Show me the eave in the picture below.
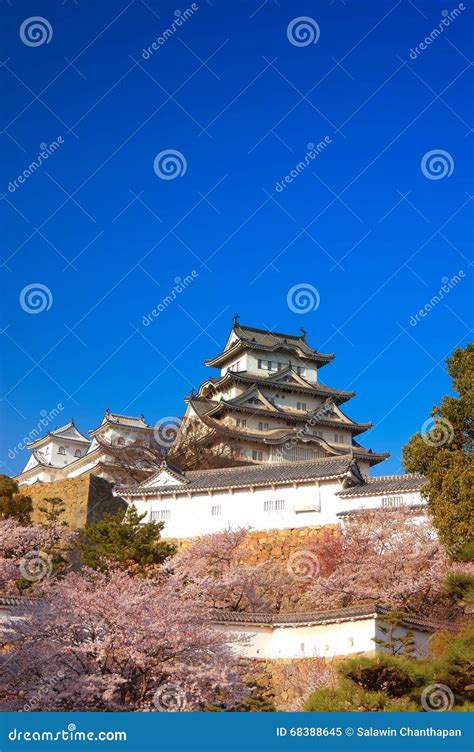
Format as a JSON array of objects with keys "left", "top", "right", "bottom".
[{"left": 205, "top": 340, "right": 334, "bottom": 369}]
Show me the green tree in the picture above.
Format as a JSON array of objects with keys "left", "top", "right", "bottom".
[
  {"left": 38, "top": 496, "right": 67, "bottom": 524},
  {"left": 77, "top": 506, "right": 175, "bottom": 574},
  {"left": 373, "top": 612, "right": 417, "bottom": 656},
  {"left": 0, "top": 474, "right": 33, "bottom": 525},
  {"left": 403, "top": 344, "right": 474, "bottom": 559}
]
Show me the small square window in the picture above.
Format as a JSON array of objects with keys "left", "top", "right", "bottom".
[{"left": 211, "top": 505, "right": 221, "bottom": 516}]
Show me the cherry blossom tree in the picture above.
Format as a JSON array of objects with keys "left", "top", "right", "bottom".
[
  {"left": 168, "top": 528, "right": 299, "bottom": 613},
  {"left": 307, "top": 508, "right": 467, "bottom": 620},
  {"left": 0, "top": 567, "right": 245, "bottom": 712},
  {"left": 0, "top": 519, "right": 72, "bottom": 595}
]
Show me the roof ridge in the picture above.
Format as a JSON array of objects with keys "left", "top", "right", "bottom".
[
  {"left": 235, "top": 324, "right": 305, "bottom": 340},
  {"left": 184, "top": 455, "right": 351, "bottom": 477},
  {"left": 366, "top": 473, "right": 423, "bottom": 482}
]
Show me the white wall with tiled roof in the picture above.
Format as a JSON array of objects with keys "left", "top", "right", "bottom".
[{"left": 215, "top": 616, "right": 431, "bottom": 660}]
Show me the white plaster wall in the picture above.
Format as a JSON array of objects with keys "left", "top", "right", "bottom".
[
  {"left": 215, "top": 618, "right": 431, "bottom": 660},
  {"left": 128, "top": 480, "right": 342, "bottom": 538},
  {"left": 338, "top": 490, "right": 426, "bottom": 516},
  {"left": 127, "top": 480, "right": 426, "bottom": 539},
  {"left": 227, "top": 351, "right": 318, "bottom": 383}
]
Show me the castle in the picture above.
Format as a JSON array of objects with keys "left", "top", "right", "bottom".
[
  {"left": 16, "top": 319, "right": 426, "bottom": 537},
  {"left": 11, "top": 320, "right": 430, "bottom": 662}
]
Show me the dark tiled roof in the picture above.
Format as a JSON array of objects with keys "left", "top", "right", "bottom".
[
  {"left": 182, "top": 409, "right": 388, "bottom": 466},
  {"left": 200, "top": 371, "right": 355, "bottom": 403},
  {"left": 212, "top": 604, "right": 436, "bottom": 632},
  {"left": 205, "top": 324, "right": 334, "bottom": 367},
  {"left": 337, "top": 474, "right": 426, "bottom": 498},
  {"left": 234, "top": 324, "right": 332, "bottom": 360},
  {"left": 118, "top": 457, "right": 356, "bottom": 496},
  {"left": 188, "top": 397, "right": 371, "bottom": 434}
]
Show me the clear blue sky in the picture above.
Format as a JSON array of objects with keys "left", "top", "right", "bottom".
[{"left": 1, "top": 0, "right": 473, "bottom": 476}]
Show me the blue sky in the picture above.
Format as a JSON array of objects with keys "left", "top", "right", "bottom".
[{"left": 1, "top": 0, "right": 473, "bottom": 477}]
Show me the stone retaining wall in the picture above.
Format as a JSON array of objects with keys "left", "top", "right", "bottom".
[{"left": 26, "top": 475, "right": 124, "bottom": 528}]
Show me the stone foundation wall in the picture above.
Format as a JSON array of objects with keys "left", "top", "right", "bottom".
[
  {"left": 26, "top": 475, "right": 124, "bottom": 528},
  {"left": 166, "top": 525, "right": 338, "bottom": 564},
  {"left": 246, "top": 657, "right": 337, "bottom": 710}
]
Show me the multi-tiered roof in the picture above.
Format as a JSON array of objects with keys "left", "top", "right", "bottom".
[{"left": 177, "top": 319, "right": 388, "bottom": 470}]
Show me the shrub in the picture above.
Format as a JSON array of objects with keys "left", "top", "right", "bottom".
[{"left": 305, "top": 679, "right": 419, "bottom": 712}]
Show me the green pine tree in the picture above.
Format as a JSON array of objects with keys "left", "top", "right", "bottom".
[{"left": 77, "top": 505, "right": 175, "bottom": 574}]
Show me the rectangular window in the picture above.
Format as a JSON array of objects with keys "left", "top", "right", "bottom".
[
  {"left": 258, "top": 422, "right": 269, "bottom": 431},
  {"left": 263, "top": 500, "right": 273, "bottom": 511},
  {"left": 211, "top": 505, "right": 221, "bottom": 516},
  {"left": 297, "top": 402, "right": 307, "bottom": 411},
  {"left": 275, "top": 499, "right": 285, "bottom": 511},
  {"left": 236, "top": 418, "right": 247, "bottom": 428},
  {"left": 252, "top": 450, "right": 263, "bottom": 461},
  {"left": 381, "top": 496, "right": 404, "bottom": 508},
  {"left": 151, "top": 510, "right": 170, "bottom": 522},
  {"left": 296, "top": 366, "right": 305, "bottom": 376},
  {"left": 277, "top": 362, "right": 283, "bottom": 371},
  {"left": 257, "top": 359, "right": 263, "bottom": 369}
]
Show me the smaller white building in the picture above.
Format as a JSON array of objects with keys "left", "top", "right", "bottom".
[
  {"left": 117, "top": 458, "right": 427, "bottom": 538},
  {"left": 214, "top": 605, "right": 434, "bottom": 660},
  {"left": 16, "top": 411, "right": 153, "bottom": 486}
]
